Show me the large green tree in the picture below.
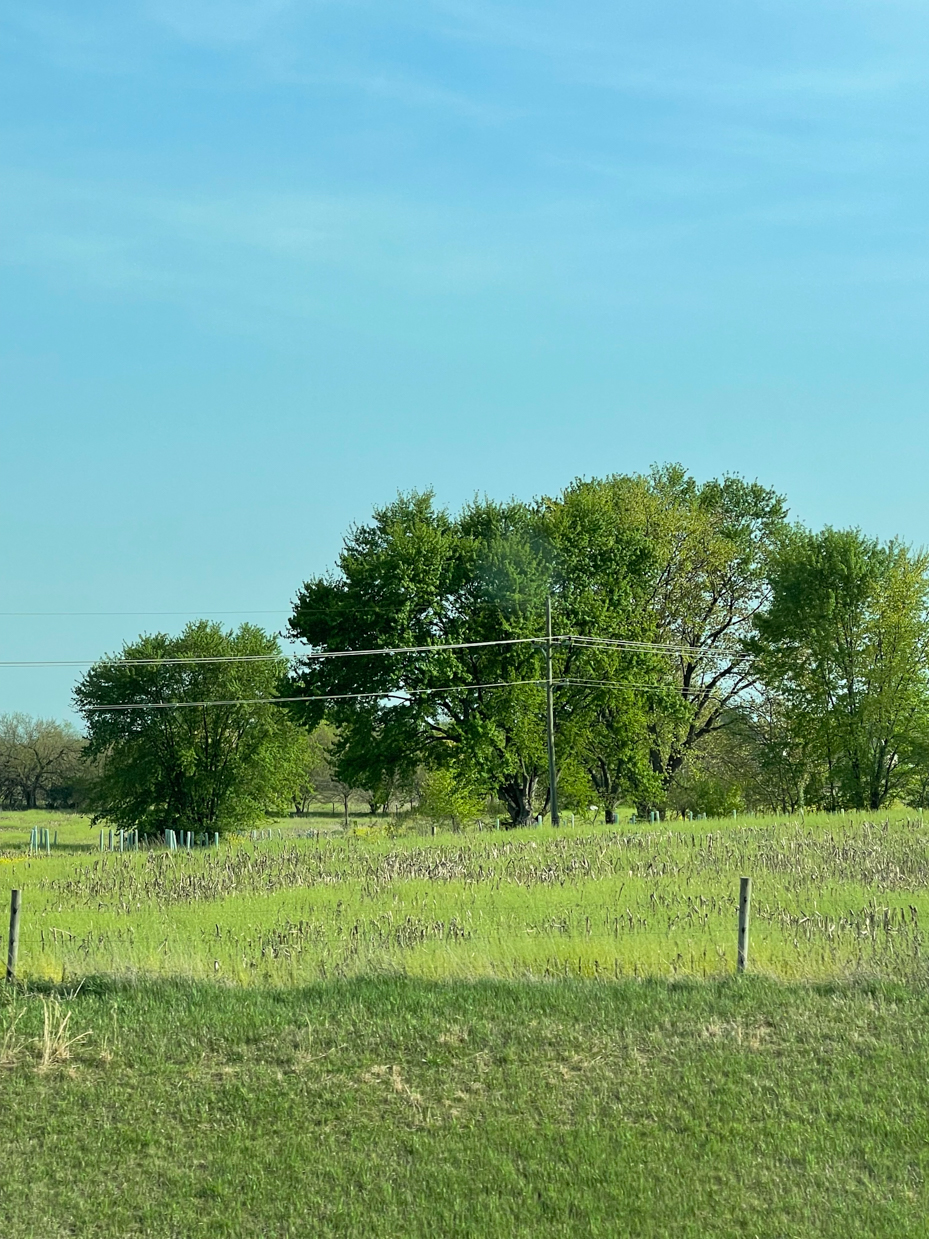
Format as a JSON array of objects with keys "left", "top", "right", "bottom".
[
  {"left": 548, "top": 467, "right": 787, "bottom": 813},
  {"left": 287, "top": 493, "right": 558, "bottom": 825},
  {"left": 74, "top": 621, "right": 306, "bottom": 834},
  {"left": 750, "top": 528, "right": 929, "bottom": 810},
  {"left": 286, "top": 469, "right": 786, "bottom": 824},
  {"left": 542, "top": 476, "right": 670, "bottom": 820}
]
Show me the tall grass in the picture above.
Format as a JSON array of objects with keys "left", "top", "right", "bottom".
[
  {"left": 3, "top": 809, "right": 929, "bottom": 985},
  {"left": 3, "top": 811, "right": 929, "bottom": 1236}
]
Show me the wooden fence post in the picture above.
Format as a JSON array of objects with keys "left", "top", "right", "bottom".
[
  {"left": 737, "top": 876, "right": 751, "bottom": 973},
  {"left": 7, "top": 889, "right": 22, "bottom": 983}
]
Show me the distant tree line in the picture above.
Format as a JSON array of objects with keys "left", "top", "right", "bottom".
[
  {"left": 0, "top": 714, "right": 86, "bottom": 810},
  {"left": 32, "top": 463, "right": 929, "bottom": 833}
]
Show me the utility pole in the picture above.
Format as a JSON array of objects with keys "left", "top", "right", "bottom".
[{"left": 545, "top": 595, "right": 560, "bottom": 826}]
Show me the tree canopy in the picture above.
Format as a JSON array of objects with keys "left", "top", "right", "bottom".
[
  {"left": 285, "top": 466, "right": 788, "bottom": 823},
  {"left": 74, "top": 621, "right": 306, "bottom": 834},
  {"left": 0, "top": 714, "right": 85, "bottom": 810},
  {"left": 53, "top": 463, "right": 929, "bottom": 828},
  {"left": 550, "top": 466, "right": 787, "bottom": 815},
  {"left": 286, "top": 493, "right": 557, "bottom": 825},
  {"left": 750, "top": 528, "right": 929, "bottom": 810}
]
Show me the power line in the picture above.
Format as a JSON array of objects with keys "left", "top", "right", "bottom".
[
  {"left": 0, "top": 636, "right": 550, "bottom": 668},
  {"left": 558, "top": 678, "right": 727, "bottom": 701},
  {"left": 84, "top": 678, "right": 549, "bottom": 711},
  {"left": 566, "top": 635, "right": 754, "bottom": 660},
  {"left": 86, "top": 675, "right": 731, "bottom": 712},
  {"left": 0, "top": 634, "right": 756, "bottom": 669},
  {"left": 0, "top": 656, "right": 291, "bottom": 668}
]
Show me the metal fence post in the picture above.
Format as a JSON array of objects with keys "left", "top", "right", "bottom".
[
  {"left": 7, "top": 889, "right": 22, "bottom": 983},
  {"left": 737, "top": 876, "right": 752, "bottom": 973}
]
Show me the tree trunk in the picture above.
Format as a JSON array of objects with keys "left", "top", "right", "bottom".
[
  {"left": 588, "top": 761, "right": 620, "bottom": 826},
  {"left": 499, "top": 775, "right": 538, "bottom": 827}
]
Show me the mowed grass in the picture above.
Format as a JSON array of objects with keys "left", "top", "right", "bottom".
[
  {"left": 2, "top": 809, "right": 929, "bottom": 984},
  {"left": 2, "top": 975, "right": 929, "bottom": 1238}
]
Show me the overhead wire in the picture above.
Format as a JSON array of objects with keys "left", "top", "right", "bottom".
[
  {"left": 559, "top": 677, "right": 730, "bottom": 696},
  {"left": 84, "top": 678, "right": 550, "bottom": 711},
  {"left": 0, "top": 636, "right": 543, "bottom": 668},
  {"left": 564, "top": 635, "right": 754, "bottom": 660},
  {"left": 0, "top": 634, "right": 755, "bottom": 669},
  {"left": 1, "top": 656, "right": 291, "bottom": 668},
  {"left": 3, "top": 629, "right": 751, "bottom": 713},
  {"left": 86, "top": 675, "right": 734, "bottom": 712}
]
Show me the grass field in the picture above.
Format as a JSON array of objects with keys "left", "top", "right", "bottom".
[
  {"left": 2, "top": 809, "right": 929, "bottom": 1236},
  {"left": 3, "top": 976, "right": 929, "bottom": 1237},
  {"left": 1, "top": 808, "right": 927, "bottom": 985}
]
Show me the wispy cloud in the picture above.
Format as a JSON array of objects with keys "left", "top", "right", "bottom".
[
  {"left": 426, "top": 0, "right": 929, "bottom": 103},
  {"left": 0, "top": 3, "right": 140, "bottom": 75},
  {"left": 4, "top": 154, "right": 922, "bottom": 360},
  {"left": 274, "top": 64, "right": 521, "bottom": 124},
  {"left": 0, "top": 170, "right": 521, "bottom": 345},
  {"left": 0, "top": 1, "right": 514, "bottom": 124},
  {"left": 143, "top": 0, "right": 298, "bottom": 47},
  {"left": 5, "top": 0, "right": 924, "bottom": 129},
  {"left": 3, "top": 0, "right": 929, "bottom": 349}
]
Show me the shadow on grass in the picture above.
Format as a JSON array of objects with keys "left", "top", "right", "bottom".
[{"left": 8, "top": 967, "right": 926, "bottom": 1011}]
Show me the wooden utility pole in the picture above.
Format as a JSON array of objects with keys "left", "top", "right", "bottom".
[{"left": 545, "top": 596, "right": 560, "bottom": 826}]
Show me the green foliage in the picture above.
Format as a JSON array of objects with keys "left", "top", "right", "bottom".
[
  {"left": 549, "top": 753, "right": 597, "bottom": 813},
  {"left": 666, "top": 764, "right": 745, "bottom": 818},
  {"left": 417, "top": 767, "right": 486, "bottom": 828},
  {"left": 0, "top": 714, "right": 85, "bottom": 810},
  {"left": 280, "top": 467, "right": 929, "bottom": 820},
  {"left": 592, "top": 466, "right": 786, "bottom": 799},
  {"left": 544, "top": 475, "right": 671, "bottom": 814},
  {"left": 285, "top": 469, "right": 788, "bottom": 826},
  {"left": 287, "top": 492, "right": 557, "bottom": 825},
  {"left": 751, "top": 528, "right": 929, "bottom": 809},
  {"left": 73, "top": 621, "right": 307, "bottom": 834}
]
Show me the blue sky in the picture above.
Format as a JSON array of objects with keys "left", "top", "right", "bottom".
[{"left": 2, "top": 0, "right": 929, "bottom": 719}]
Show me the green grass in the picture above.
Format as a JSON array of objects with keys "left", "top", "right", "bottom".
[
  {"left": 2, "top": 809, "right": 929, "bottom": 1235},
  {"left": 1, "top": 975, "right": 928, "bottom": 1237},
  {"left": 2, "top": 808, "right": 929, "bottom": 984}
]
